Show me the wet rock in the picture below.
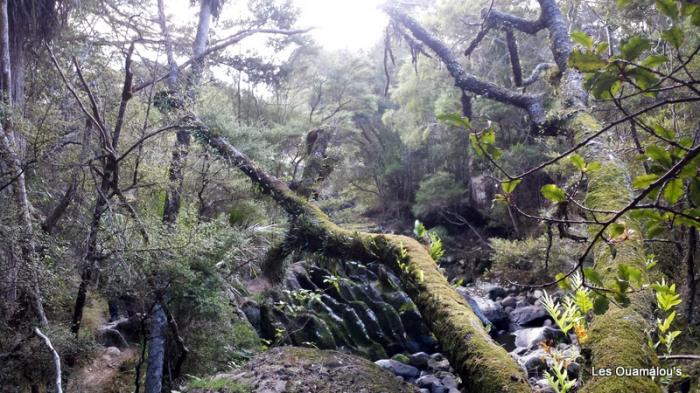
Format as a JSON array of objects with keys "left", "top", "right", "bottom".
[
  {"left": 416, "top": 374, "right": 440, "bottom": 389},
  {"left": 439, "top": 372, "right": 457, "bottom": 388},
  {"left": 428, "top": 358, "right": 450, "bottom": 372},
  {"left": 513, "top": 326, "right": 565, "bottom": 349},
  {"left": 409, "top": 352, "right": 430, "bottom": 368},
  {"left": 375, "top": 359, "right": 420, "bottom": 379},
  {"left": 468, "top": 295, "right": 509, "bottom": 329},
  {"left": 520, "top": 349, "right": 550, "bottom": 377},
  {"left": 510, "top": 305, "right": 549, "bottom": 327},
  {"left": 349, "top": 301, "right": 389, "bottom": 346},
  {"left": 567, "top": 362, "right": 580, "bottom": 379},
  {"left": 290, "top": 312, "right": 337, "bottom": 349},
  {"left": 241, "top": 299, "right": 261, "bottom": 331},
  {"left": 487, "top": 285, "right": 507, "bottom": 300},
  {"left": 501, "top": 296, "right": 517, "bottom": 308},
  {"left": 96, "top": 327, "right": 128, "bottom": 349}
]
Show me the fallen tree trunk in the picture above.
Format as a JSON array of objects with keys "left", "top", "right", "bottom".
[
  {"left": 565, "top": 110, "right": 661, "bottom": 393},
  {"left": 193, "top": 121, "right": 530, "bottom": 393}
]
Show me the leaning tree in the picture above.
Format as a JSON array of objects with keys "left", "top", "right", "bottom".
[{"left": 155, "top": 0, "right": 699, "bottom": 392}]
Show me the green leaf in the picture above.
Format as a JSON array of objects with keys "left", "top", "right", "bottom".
[
  {"left": 556, "top": 273, "right": 571, "bottom": 290},
  {"left": 571, "top": 31, "right": 594, "bottom": 49},
  {"left": 437, "top": 112, "right": 471, "bottom": 129},
  {"left": 570, "top": 153, "right": 586, "bottom": 171},
  {"left": 575, "top": 289, "right": 594, "bottom": 314},
  {"left": 569, "top": 49, "right": 608, "bottom": 72},
  {"left": 693, "top": 7, "right": 700, "bottom": 26},
  {"left": 652, "top": 123, "right": 675, "bottom": 139},
  {"left": 627, "top": 67, "right": 659, "bottom": 91},
  {"left": 621, "top": 36, "right": 651, "bottom": 60},
  {"left": 617, "top": 0, "right": 632, "bottom": 6},
  {"left": 633, "top": 173, "right": 659, "bottom": 189},
  {"left": 609, "top": 222, "right": 626, "bottom": 238},
  {"left": 593, "top": 295, "right": 610, "bottom": 315},
  {"left": 661, "top": 26, "right": 684, "bottom": 48},
  {"left": 583, "top": 267, "right": 603, "bottom": 286},
  {"left": 541, "top": 184, "right": 566, "bottom": 203},
  {"left": 646, "top": 145, "right": 673, "bottom": 168},
  {"left": 663, "top": 178, "right": 684, "bottom": 204},
  {"left": 641, "top": 54, "right": 669, "bottom": 68},
  {"left": 501, "top": 179, "right": 521, "bottom": 194},
  {"left": 690, "top": 178, "right": 700, "bottom": 206},
  {"left": 586, "top": 161, "right": 602, "bottom": 172},
  {"left": 585, "top": 70, "right": 621, "bottom": 99},
  {"left": 656, "top": 0, "right": 679, "bottom": 19}
]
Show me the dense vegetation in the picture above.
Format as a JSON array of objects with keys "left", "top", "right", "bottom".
[{"left": 0, "top": 0, "right": 698, "bottom": 392}]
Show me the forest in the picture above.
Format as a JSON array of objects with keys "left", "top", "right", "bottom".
[{"left": 0, "top": 0, "right": 699, "bottom": 392}]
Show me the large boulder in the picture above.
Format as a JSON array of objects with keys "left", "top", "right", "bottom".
[
  {"left": 190, "top": 347, "right": 419, "bottom": 393},
  {"left": 509, "top": 305, "right": 549, "bottom": 328}
]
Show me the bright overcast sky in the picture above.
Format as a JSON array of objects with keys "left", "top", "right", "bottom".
[
  {"left": 293, "top": 0, "right": 388, "bottom": 50},
  {"left": 168, "top": 0, "right": 387, "bottom": 51}
]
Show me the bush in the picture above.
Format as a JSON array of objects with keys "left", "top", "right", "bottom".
[
  {"left": 412, "top": 171, "right": 467, "bottom": 220},
  {"left": 489, "top": 233, "right": 584, "bottom": 280}
]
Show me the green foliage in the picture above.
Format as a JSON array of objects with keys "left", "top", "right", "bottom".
[
  {"left": 186, "top": 376, "right": 252, "bottom": 392},
  {"left": 541, "top": 291, "right": 580, "bottom": 335},
  {"left": 428, "top": 232, "right": 445, "bottom": 261},
  {"left": 412, "top": 171, "right": 467, "bottom": 219},
  {"left": 571, "top": 31, "right": 594, "bottom": 49},
  {"left": 544, "top": 360, "right": 577, "bottom": 393},
  {"left": 650, "top": 279, "right": 683, "bottom": 354},
  {"left": 228, "top": 201, "right": 265, "bottom": 227},
  {"left": 541, "top": 184, "right": 567, "bottom": 203}
]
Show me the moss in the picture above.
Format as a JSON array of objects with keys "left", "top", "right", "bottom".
[
  {"left": 186, "top": 376, "right": 252, "bottom": 393},
  {"left": 391, "top": 353, "right": 410, "bottom": 364},
  {"left": 580, "top": 305, "right": 661, "bottom": 393}
]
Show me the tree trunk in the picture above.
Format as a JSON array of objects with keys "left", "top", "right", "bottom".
[
  {"left": 558, "top": 76, "right": 661, "bottom": 393},
  {"left": 145, "top": 303, "right": 167, "bottom": 393},
  {"left": 0, "top": 0, "right": 47, "bottom": 326},
  {"left": 162, "top": 0, "right": 213, "bottom": 225},
  {"left": 193, "top": 118, "right": 531, "bottom": 393}
]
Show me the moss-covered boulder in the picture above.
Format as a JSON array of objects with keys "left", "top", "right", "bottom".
[{"left": 188, "top": 346, "right": 419, "bottom": 393}]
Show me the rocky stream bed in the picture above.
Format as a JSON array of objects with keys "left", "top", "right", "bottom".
[{"left": 236, "top": 259, "right": 583, "bottom": 393}]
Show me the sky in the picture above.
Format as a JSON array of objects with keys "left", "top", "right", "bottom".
[
  {"left": 169, "top": 0, "right": 388, "bottom": 51},
  {"left": 293, "top": 0, "right": 388, "bottom": 50}
]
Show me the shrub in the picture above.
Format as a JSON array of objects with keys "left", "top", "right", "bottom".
[{"left": 412, "top": 171, "right": 467, "bottom": 219}]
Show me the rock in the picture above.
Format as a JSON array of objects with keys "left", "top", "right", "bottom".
[
  {"left": 206, "top": 347, "right": 419, "bottom": 393},
  {"left": 467, "top": 295, "right": 509, "bottom": 329},
  {"left": 438, "top": 372, "right": 457, "bottom": 388},
  {"left": 289, "top": 312, "right": 337, "bottom": 350},
  {"left": 375, "top": 359, "right": 420, "bottom": 379},
  {"left": 430, "top": 353, "right": 445, "bottom": 361},
  {"left": 516, "top": 300, "right": 529, "bottom": 308},
  {"left": 567, "top": 362, "right": 580, "bottom": 379},
  {"left": 96, "top": 327, "right": 128, "bottom": 349},
  {"left": 419, "top": 389, "right": 430, "bottom": 393},
  {"left": 501, "top": 296, "right": 517, "bottom": 308},
  {"left": 520, "top": 349, "right": 550, "bottom": 377},
  {"left": 534, "top": 378, "right": 556, "bottom": 393},
  {"left": 509, "top": 305, "right": 549, "bottom": 327},
  {"left": 104, "top": 346, "right": 121, "bottom": 357},
  {"left": 392, "top": 353, "right": 411, "bottom": 364},
  {"left": 531, "top": 290, "right": 544, "bottom": 301},
  {"left": 427, "top": 358, "right": 450, "bottom": 372},
  {"left": 241, "top": 299, "right": 261, "bottom": 331},
  {"left": 409, "top": 352, "right": 430, "bottom": 368},
  {"left": 513, "top": 327, "right": 566, "bottom": 349},
  {"left": 416, "top": 375, "right": 440, "bottom": 388},
  {"left": 431, "top": 386, "right": 448, "bottom": 393},
  {"left": 487, "top": 286, "right": 507, "bottom": 300}
]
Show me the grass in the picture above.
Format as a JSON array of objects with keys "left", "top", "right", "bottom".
[{"left": 186, "top": 376, "right": 253, "bottom": 393}]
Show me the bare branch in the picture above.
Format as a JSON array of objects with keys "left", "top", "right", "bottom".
[{"left": 34, "top": 328, "right": 63, "bottom": 393}]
